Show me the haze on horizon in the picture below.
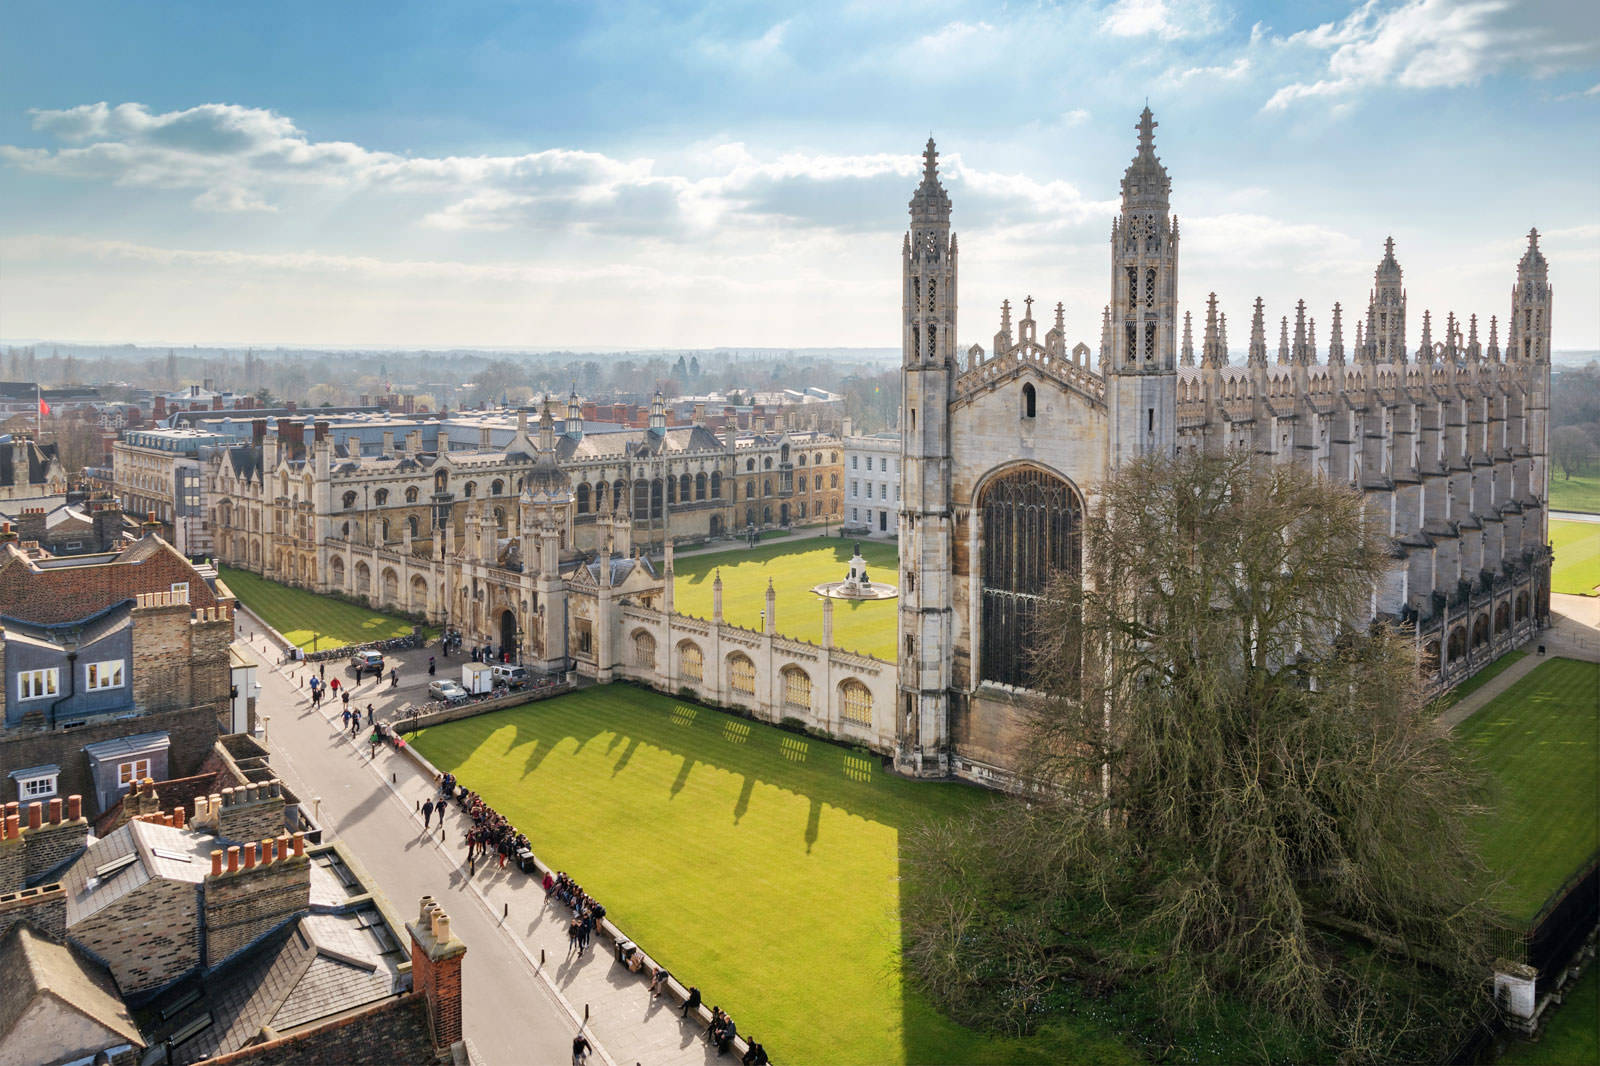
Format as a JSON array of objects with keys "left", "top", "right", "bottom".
[{"left": 2, "top": 0, "right": 1596, "bottom": 353}]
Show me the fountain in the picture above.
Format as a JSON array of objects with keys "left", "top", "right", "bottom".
[{"left": 812, "top": 543, "right": 899, "bottom": 601}]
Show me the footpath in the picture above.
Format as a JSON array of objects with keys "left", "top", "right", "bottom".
[
  {"left": 1436, "top": 592, "right": 1600, "bottom": 732},
  {"left": 235, "top": 609, "right": 728, "bottom": 1066}
]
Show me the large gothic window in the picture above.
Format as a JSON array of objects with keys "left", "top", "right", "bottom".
[{"left": 978, "top": 466, "right": 1083, "bottom": 688}]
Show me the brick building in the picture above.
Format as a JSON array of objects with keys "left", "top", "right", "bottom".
[{"left": 0, "top": 533, "right": 234, "bottom": 815}]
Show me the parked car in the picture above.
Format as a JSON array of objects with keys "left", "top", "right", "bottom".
[
  {"left": 349, "top": 650, "right": 384, "bottom": 678},
  {"left": 491, "top": 664, "right": 530, "bottom": 690},
  {"left": 428, "top": 679, "right": 469, "bottom": 703}
]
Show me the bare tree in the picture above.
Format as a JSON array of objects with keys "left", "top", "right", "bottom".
[
  {"left": 1551, "top": 424, "right": 1594, "bottom": 480},
  {"left": 904, "top": 452, "right": 1496, "bottom": 1059}
]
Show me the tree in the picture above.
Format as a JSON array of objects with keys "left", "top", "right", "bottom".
[
  {"left": 1551, "top": 425, "right": 1594, "bottom": 480},
  {"left": 904, "top": 452, "right": 1496, "bottom": 1060}
]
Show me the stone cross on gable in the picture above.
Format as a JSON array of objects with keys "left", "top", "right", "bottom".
[{"left": 1024, "top": 295, "right": 1034, "bottom": 319}]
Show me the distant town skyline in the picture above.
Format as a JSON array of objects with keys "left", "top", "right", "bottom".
[{"left": 2, "top": 0, "right": 1596, "bottom": 351}]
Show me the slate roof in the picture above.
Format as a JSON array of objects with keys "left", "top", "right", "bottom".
[
  {"left": 0, "top": 439, "right": 60, "bottom": 489},
  {"left": 140, "top": 908, "right": 407, "bottom": 1064},
  {"left": 0, "top": 923, "right": 143, "bottom": 1053},
  {"left": 62, "top": 818, "right": 211, "bottom": 927},
  {"left": 0, "top": 533, "right": 221, "bottom": 624}
]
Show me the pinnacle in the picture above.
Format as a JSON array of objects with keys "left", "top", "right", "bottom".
[{"left": 1136, "top": 106, "right": 1157, "bottom": 156}]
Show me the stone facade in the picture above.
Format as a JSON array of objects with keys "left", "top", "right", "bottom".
[{"left": 895, "top": 110, "right": 1554, "bottom": 782}]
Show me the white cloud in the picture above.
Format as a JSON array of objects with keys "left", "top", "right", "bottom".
[
  {"left": 193, "top": 185, "right": 276, "bottom": 213},
  {"left": 1165, "top": 56, "right": 1251, "bottom": 86},
  {"left": 1100, "top": 0, "right": 1219, "bottom": 41},
  {"left": 1262, "top": 0, "right": 1600, "bottom": 111}
]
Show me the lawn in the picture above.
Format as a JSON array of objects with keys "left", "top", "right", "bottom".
[
  {"left": 1496, "top": 963, "right": 1599, "bottom": 1065},
  {"left": 1550, "top": 519, "right": 1600, "bottom": 596},
  {"left": 672, "top": 535, "right": 900, "bottom": 660},
  {"left": 1441, "top": 650, "right": 1526, "bottom": 707},
  {"left": 1456, "top": 658, "right": 1600, "bottom": 922},
  {"left": 412, "top": 686, "right": 1135, "bottom": 1066},
  {"left": 1548, "top": 467, "right": 1600, "bottom": 514},
  {"left": 218, "top": 565, "right": 423, "bottom": 650}
]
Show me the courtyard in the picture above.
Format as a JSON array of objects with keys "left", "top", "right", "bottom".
[
  {"left": 1550, "top": 518, "right": 1600, "bottom": 596},
  {"left": 219, "top": 564, "right": 424, "bottom": 649},
  {"left": 671, "top": 535, "right": 901, "bottom": 660},
  {"left": 411, "top": 685, "right": 1133, "bottom": 1065}
]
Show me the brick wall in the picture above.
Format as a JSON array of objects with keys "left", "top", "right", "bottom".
[
  {"left": 130, "top": 605, "right": 232, "bottom": 721},
  {"left": 22, "top": 810, "right": 90, "bottom": 884},
  {"left": 406, "top": 899, "right": 466, "bottom": 1054},
  {"left": 0, "top": 882, "right": 66, "bottom": 942},
  {"left": 202, "top": 844, "right": 310, "bottom": 966},
  {"left": 0, "top": 703, "right": 220, "bottom": 817},
  {"left": 0, "top": 834, "right": 20, "bottom": 895},
  {"left": 215, "top": 782, "right": 287, "bottom": 844},
  {"left": 72, "top": 875, "right": 200, "bottom": 994}
]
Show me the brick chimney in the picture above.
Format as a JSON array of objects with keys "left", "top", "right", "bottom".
[
  {"left": 407, "top": 896, "right": 467, "bottom": 1054},
  {"left": 202, "top": 827, "right": 310, "bottom": 966},
  {"left": 92, "top": 501, "right": 124, "bottom": 551},
  {"left": 153, "top": 395, "right": 167, "bottom": 420}
]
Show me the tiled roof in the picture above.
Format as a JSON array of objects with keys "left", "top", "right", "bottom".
[
  {"left": 63, "top": 818, "right": 211, "bottom": 926},
  {"left": 0, "top": 533, "right": 221, "bottom": 624},
  {"left": 0, "top": 923, "right": 143, "bottom": 1052}
]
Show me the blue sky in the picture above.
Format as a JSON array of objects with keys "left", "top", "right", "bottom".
[{"left": 2, "top": 0, "right": 1596, "bottom": 351}]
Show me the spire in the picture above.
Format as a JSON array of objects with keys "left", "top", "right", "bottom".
[
  {"left": 1218, "top": 312, "right": 1228, "bottom": 362},
  {"left": 1466, "top": 313, "right": 1482, "bottom": 364},
  {"left": 1292, "top": 300, "right": 1309, "bottom": 365},
  {"left": 1181, "top": 310, "right": 1194, "bottom": 366},
  {"left": 1417, "top": 309, "right": 1434, "bottom": 363},
  {"left": 1377, "top": 235, "right": 1401, "bottom": 278},
  {"left": 1054, "top": 301, "right": 1065, "bottom": 334},
  {"left": 1248, "top": 297, "right": 1268, "bottom": 368},
  {"left": 1308, "top": 316, "right": 1317, "bottom": 365},
  {"left": 1119, "top": 106, "right": 1170, "bottom": 213},
  {"left": 1517, "top": 227, "right": 1547, "bottom": 282},
  {"left": 1328, "top": 302, "right": 1345, "bottom": 365},
  {"left": 1201, "top": 293, "right": 1224, "bottom": 369},
  {"left": 1099, "top": 305, "right": 1113, "bottom": 368},
  {"left": 1277, "top": 315, "right": 1291, "bottom": 365},
  {"left": 1444, "top": 311, "right": 1459, "bottom": 361},
  {"left": 1487, "top": 314, "right": 1501, "bottom": 361},
  {"left": 1000, "top": 299, "right": 1012, "bottom": 337},
  {"left": 909, "top": 137, "right": 951, "bottom": 225}
]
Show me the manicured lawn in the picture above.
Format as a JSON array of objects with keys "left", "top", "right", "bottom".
[
  {"left": 1496, "top": 963, "right": 1599, "bottom": 1065},
  {"left": 1550, "top": 519, "right": 1600, "bottom": 596},
  {"left": 1441, "top": 650, "right": 1527, "bottom": 707},
  {"left": 219, "top": 565, "right": 423, "bottom": 650},
  {"left": 1456, "top": 658, "right": 1600, "bottom": 922},
  {"left": 1548, "top": 468, "right": 1600, "bottom": 514},
  {"left": 413, "top": 686, "right": 1135, "bottom": 1066},
  {"left": 673, "top": 535, "right": 900, "bottom": 660}
]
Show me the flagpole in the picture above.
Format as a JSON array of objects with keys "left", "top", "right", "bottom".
[{"left": 36, "top": 383, "right": 42, "bottom": 440}]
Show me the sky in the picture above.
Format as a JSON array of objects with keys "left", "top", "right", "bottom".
[{"left": 1, "top": 0, "right": 1597, "bottom": 353}]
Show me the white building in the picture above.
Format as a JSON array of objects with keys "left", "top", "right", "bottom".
[{"left": 843, "top": 428, "right": 900, "bottom": 537}]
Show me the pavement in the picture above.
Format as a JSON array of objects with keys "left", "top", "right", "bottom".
[
  {"left": 1436, "top": 592, "right": 1600, "bottom": 731},
  {"left": 235, "top": 610, "right": 732, "bottom": 1066}
]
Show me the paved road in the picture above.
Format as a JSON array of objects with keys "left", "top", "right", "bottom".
[{"left": 234, "top": 620, "right": 584, "bottom": 1066}]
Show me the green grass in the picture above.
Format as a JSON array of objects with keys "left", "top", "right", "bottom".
[
  {"left": 219, "top": 565, "right": 424, "bottom": 650},
  {"left": 1550, "top": 519, "right": 1600, "bottom": 596},
  {"left": 1548, "top": 467, "right": 1600, "bottom": 514},
  {"left": 1441, "top": 650, "right": 1527, "bottom": 707},
  {"left": 673, "top": 535, "right": 900, "bottom": 660},
  {"left": 1496, "top": 964, "right": 1599, "bottom": 1065},
  {"left": 1456, "top": 658, "right": 1600, "bottom": 922},
  {"left": 413, "top": 686, "right": 1135, "bottom": 1066}
]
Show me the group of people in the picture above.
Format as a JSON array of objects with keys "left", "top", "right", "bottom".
[
  {"left": 469, "top": 643, "right": 512, "bottom": 664},
  {"left": 452, "top": 783, "right": 528, "bottom": 874},
  {"left": 542, "top": 870, "right": 607, "bottom": 955}
]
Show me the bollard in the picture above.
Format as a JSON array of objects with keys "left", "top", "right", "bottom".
[
  {"left": 416, "top": 800, "right": 420, "bottom": 811},
  {"left": 541, "top": 947, "right": 546, "bottom": 965},
  {"left": 584, "top": 1004, "right": 589, "bottom": 1022},
  {"left": 503, "top": 901, "right": 508, "bottom": 919},
  {"left": 392, "top": 773, "right": 396, "bottom": 783},
  {"left": 262, "top": 715, "right": 270, "bottom": 741}
]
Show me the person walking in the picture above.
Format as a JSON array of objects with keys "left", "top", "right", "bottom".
[
  {"left": 342, "top": 690, "right": 351, "bottom": 712},
  {"left": 341, "top": 708, "right": 351, "bottom": 730},
  {"left": 319, "top": 662, "right": 325, "bottom": 680},
  {"left": 571, "top": 1032, "right": 591, "bottom": 1066},
  {"left": 390, "top": 667, "right": 399, "bottom": 688},
  {"left": 428, "top": 655, "right": 436, "bottom": 676},
  {"left": 422, "top": 798, "right": 435, "bottom": 829},
  {"left": 329, "top": 676, "right": 340, "bottom": 695}
]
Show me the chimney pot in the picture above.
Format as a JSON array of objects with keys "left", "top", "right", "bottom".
[
  {"left": 4, "top": 815, "right": 17, "bottom": 839},
  {"left": 432, "top": 912, "right": 451, "bottom": 943},
  {"left": 47, "top": 798, "right": 62, "bottom": 824},
  {"left": 209, "top": 793, "right": 222, "bottom": 814},
  {"left": 67, "top": 795, "right": 81, "bottom": 821},
  {"left": 242, "top": 843, "right": 256, "bottom": 870},
  {"left": 419, "top": 895, "right": 436, "bottom": 923},
  {"left": 211, "top": 849, "right": 224, "bottom": 876},
  {"left": 292, "top": 831, "right": 305, "bottom": 857},
  {"left": 227, "top": 846, "right": 240, "bottom": 873},
  {"left": 27, "top": 803, "right": 42, "bottom": 831},
  {"left": 278, "top": 832, "right": 292, "bottom": 861},
  {"left": 221, "top": 787, "right": 235, "bottom": 808},
  {"left": 174, "top": 806, "right": 186, "bottom": 829}
]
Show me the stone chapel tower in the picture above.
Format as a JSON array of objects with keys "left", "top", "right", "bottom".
[
  {"left": 1510, "top": 229, "right": 1553, "bottom": 540},
  {"left": 1363, "top": 238, "right": 1407, "bottom": 363},
  {"left": 896, "top": 138, "right": 956, "bottom": 776},
  {"left": 1106, "top": 107, "right": 1179, "bottom": 465}
]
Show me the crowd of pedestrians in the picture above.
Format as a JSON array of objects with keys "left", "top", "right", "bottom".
[{"left": 432, "top": 774, "right": 529, "bottom": 875}]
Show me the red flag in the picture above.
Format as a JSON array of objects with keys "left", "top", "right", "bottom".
[{"left": 38, "top": 399, "right": 50, "bottom": 416}]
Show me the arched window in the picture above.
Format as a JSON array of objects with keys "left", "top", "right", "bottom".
[
  {"left": 709, "top": 471, "right": 721, "bottom": 499},
  {"left": 745, "top": 482, "right": 755, "bottom": 500},
  {"left": 493, "top": 507, "right": 506, "bottom": 532},
  {"left": 830, "top": 474, "right": 838, "bottom": 488},
  {"left": 342, "top": 491, "right": 358, "bottom": 510},
  {"left": 764, "top": 457, "right": 773, "bottom": 470},
  {"left": 830, "top": 452, "right": 838, "bottom": 463},
  {"left": 463, "top": 482, "right": 476, "bottom": 498},
  {"left": 491, "top": 479, "right": 504, "bottom": 496},
  {"left": 978, "top": 465, "right": 1084, "bottom": 687},
  {"left": 633, "top": 630, "right": 656, "bottom": 671},
  {"left": 728, "top": 654, "right": 756, "bottom": 696},
  {"left": 746, "top": 459, "right": 755, "bottom": 472},
  {"left": 576, "top": 483, "right": 591, "bottom": 513},
  {"left": 839, "top": 680, "right": 872, "bottom": 725},
  {"left": 408, "top": 515, "right": 419, "bottom": 538},
  {"left": 782, "top": 666, "right": 811, "bottom": 711},
  {"left": 679, "top": 641, "right": 703, "bottom": 683},
  {"left": 434, "top": 471, "right": 448, "bottom": 493},
  {"left": 1021, "top": 383, "right": 1037, "bottom": 419},
  {"left": 696, "top": 472, "right": 708, "bottom": 500},
  {"left": 797, "top": 454, "right": 807, "bottom": 466},
  {"left": 763, "top": 479, "right": 772, "bottom": 497},
  {"left": 406, "top": 486, "right": 419, "bottom": 503},
  {"left": 680, "top": 473, "right": 692, "bottom": 500},
  {"left": 594, "top": 481, "right": 607, "bottom": 510},
  {"left": 374, "top": 488, "right": 389, "bottom": 505}
]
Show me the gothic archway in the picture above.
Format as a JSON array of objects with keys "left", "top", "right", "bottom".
[
  {"left": 499, "top": 609, "right": 517, "bottom": 661},
  {"left": 976, "top": 464, "right": 1084, "bottom": 687}
]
